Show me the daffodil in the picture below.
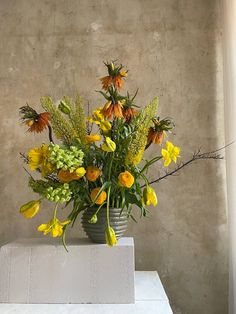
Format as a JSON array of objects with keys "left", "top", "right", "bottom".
[
  {"left": 87, "top": 108, "right": 112, "bottom": 133},
  {"left": 105, "top": 226, "right": 117, "bottom": 246},
  {"left": 20, "top": 200, "right": 41, "bottom": 218},
  {"left": 142, "top": 186, "right": 158, "bottom": 206},
  {"left": 101, "top": 137, "right": 116, "bottom": 152},
  {"left": 28, "top": 144, "right": 54, "bottom": 177},
  {"left": 161, "top": 141, "right": 180, "bottom": 167},
  {"left": 38, "top": 218, "right": 70, "bottom": 237},
  {"left": 118, "top": 171, "right": 134, "bottom": 188}
]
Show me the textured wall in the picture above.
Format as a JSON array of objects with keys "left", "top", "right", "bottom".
[{"left": 0, "top": 0, "right": 228, "bottom": 313}]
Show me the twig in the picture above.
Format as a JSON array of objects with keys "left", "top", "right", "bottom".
[
  {"left": 48, "top": 125, "right": 54, "bottom": 143},
  {"left": 145, "top": 146, "right": 226, "bottom": 187}
]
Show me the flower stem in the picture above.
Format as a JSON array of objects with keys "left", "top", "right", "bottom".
[
  {"left": 106, "top": 186, "right": 111, "bottom": 227},
  {"left": 53, "top": 203, "right": 59, "bottom": 219}
]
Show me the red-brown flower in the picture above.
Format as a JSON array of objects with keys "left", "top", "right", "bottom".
[
  {"left": 20, "top": 105, "right": 50, "bottom": 133},
  {"left": 147, "top": 128, "right": 164, "bottom": 145},
  {"left": 122, "top": 106, "right": 137, "bottom": 123}
]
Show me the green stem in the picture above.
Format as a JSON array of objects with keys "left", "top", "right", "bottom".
[
  {"left": 106, "top": 185, "right": 111, "bottom": 227},
  {"left": 53, "top": 203, "right": 59, "bottom": 219}
]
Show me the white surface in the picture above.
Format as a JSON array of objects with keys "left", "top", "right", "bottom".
[
  {"left": 222, "top": 1, "right": 236, "bottom": 313},
  {"left": 0, "top": 238, "right": 134, "bottom": 304},
  {"left": 0, "top": 271, "right": 173, "bottom": 314}
]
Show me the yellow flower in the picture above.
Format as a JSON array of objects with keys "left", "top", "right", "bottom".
[
  {"left": 161, "top": 141, "right": 180, "bottom": 167},
  {"left": 101, "top": 137, "right": 116, "bottom": 152},
  {"left": 58, "top": 167, "right": 86, "bottom": 183},
  {"left": 120, "top": 70, "right": 128, "bottom": 77},
  {"left": 85, "top": 134, "right": 101, "bottom": 143},
  {"left": 87, "top": 108, "right": 111, "bottom": 133},
  {"left": 38, "top": 218, "right": 70, "bottom": 237},
  {"left": 91, "top": 187, "right": 107, "bottom": 205},
  {"left": 86, "top": 166, "right": 101, "bottom": 182},
  {"left": 20, "top": 200, "right": 41, "bottom": 218},
  {"left": 28, "top": 144, "right": 54, "bottom": 177},
  {"left": 100, "top": 120, "right": 111, "bottom": 133},
  {"left": 105, "top": 226, "right": 117, "bottom": 246},
  {"left": 142, "top": 186, "right": 158, "bottom": 206},
  {"left": 118, "top": 171, "right": 134, "bottom": 188}
]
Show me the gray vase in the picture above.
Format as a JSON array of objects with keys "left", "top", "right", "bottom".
[{"left": 81, "top": 207, "right": 128, "bottom": 243}]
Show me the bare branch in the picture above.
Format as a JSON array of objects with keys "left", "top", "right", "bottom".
[{"left": 145, "top": 146, "right": 226, "bottom": 187}]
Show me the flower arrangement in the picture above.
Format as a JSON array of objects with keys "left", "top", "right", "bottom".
[{"left": 19, "top": 61, "right": 223, "bottom": 247}]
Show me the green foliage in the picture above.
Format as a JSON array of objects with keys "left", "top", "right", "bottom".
[
  {"left": 61, "top": 95, "right": 87, "bottom": 144},
  {"left": 41, "top": 96, "right": 78, "bottom": 145}
]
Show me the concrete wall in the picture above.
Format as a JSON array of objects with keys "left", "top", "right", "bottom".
[{"left": 0, "top": 0, "right": 228, "bottom": 313}]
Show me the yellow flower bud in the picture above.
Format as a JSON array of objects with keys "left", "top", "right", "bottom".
[
  {"left": 142, "top": 186, "right": 158, "bottom": 206},
  {"left": 118, "top": 171, "right": 134, "bottom": 188},
  {"left": 105, "top": 226, "right": 117, "bottom": 246},
  {"left": 101, "top": 137, "right": 116, "bottom": 152},
  {"left": 20, "top": 200, "right": 41, "bottom": 218},
  {"left": 91, "top": 188, "right": 107, "bottom": 205}
]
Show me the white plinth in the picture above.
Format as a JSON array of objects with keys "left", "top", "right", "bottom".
[
  {"left": 0, "top": 272, "right": 173, "bottom": 314},
  {"left": 0, "top": 237, "right": 134, "bottom": 304}
]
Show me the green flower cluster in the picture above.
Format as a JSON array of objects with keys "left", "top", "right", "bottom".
[
  {"left": 45, "top": 183, "right": 72, "bottom": 203},
  {"left": 48, "top": 144, "right": 84, "bottom": 172}
]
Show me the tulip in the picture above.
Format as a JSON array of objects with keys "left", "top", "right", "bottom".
[
  {"left": 142, "top": 186, "right": 158, "bottom": 206},
  {"left": 101, "top": 137, "right": 116, "bottom": 152},
  {"left": 20, "top": 200, "right": 41, "bottom": 218},
  {"left": 105, "top": 226, "right": 117, "bottom": 246}
]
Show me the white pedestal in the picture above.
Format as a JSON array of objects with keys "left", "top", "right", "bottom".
[
  {"left": 0, "top": 238, "right": 135, "bottom": 304},
  {"left": 0, "top": 272, "right": 173, "bottom": 314}
]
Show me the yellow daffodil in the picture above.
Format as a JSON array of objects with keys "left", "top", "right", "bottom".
[
  {"left": 161, "top": 141, "right": 180, "bottom": 167},
  {"left": 85, "top": 134, "right": 101, "bottom": 143},
  {"left": 28, "top": 144, "right": 54, "bottom": 177},
  {"left": 91, "top": 187, "right": 107, "bottom": 205},
  {"left": 58, "top": 167, "right": 86, "bottom": 183},
  {"left": 38, "top": 218, "right": 70, "bottom": 237},
  {"left": 118, "top": 171, "right": 134, "bottom": 188},
  {"left": 101, "top": 137, "right": 116, "bottom": 152},
  {"left": 142, "top": 186, "right": 158, "bottom": 206},
  {"left": 87, "top": 108, "right": 111, "bottom": 133},
  {"left": 99, "top": 120, "right": 111, "bottom": 133},
  {"left": 105, "top": 226, "right": 117, "bottom": 246},
  {"left": 20, "top": 200, "right": 41, "bottom": 218},
  {"left": 86, "top": 166, "right": 101, "bottom": 182}
]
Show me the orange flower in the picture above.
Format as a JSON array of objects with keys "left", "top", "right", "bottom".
[
  {"left": 122, "top": 107, "right": 137, "bottom": 123},
  {"left": 102, "top": 101, "right": 123, "bottom": 119},
  {"left": 58, "top": 167, "right": 86, "bottom": 183},
  {"left": 147, "top": 128, "right": 164, "bottom": 145},
  {"left": 118, "top": 171, "right": 134, "bottom": 188},
  {"left": 86, "top": 166, "right": 101, "bottom": 182},
  {"left": 100, "top": 76, "right": 113, "bottom": 90},
  {"left": 113, "top": 75, "right": 123, "bottom": 89},
  {"left": 91, "top": 188, "right": 107, "bottom": 205}
]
